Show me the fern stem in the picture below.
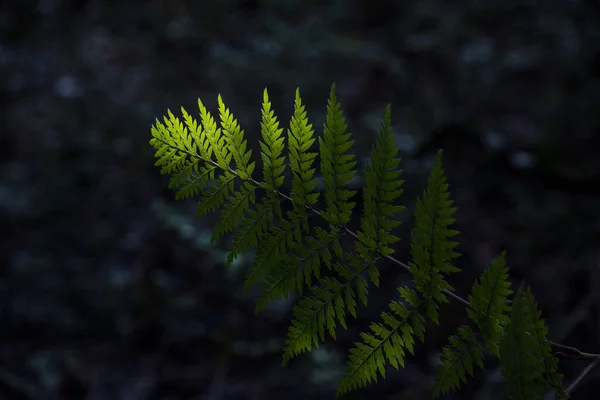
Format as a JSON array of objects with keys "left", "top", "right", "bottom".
[{"left": 565, "top": 355, "right": 600, "bottom": 396}]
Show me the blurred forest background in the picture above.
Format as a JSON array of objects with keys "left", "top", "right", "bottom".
[{"left": 1, "top": 0, "right": 599, "bottom": 399}]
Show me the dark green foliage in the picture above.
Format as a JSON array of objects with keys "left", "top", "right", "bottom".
[
  {"left": 149, "top": 84, "right": 567, "bottom": 399},
  {"left": 500, "top": 285, "right": 567, "bottom": 400}
]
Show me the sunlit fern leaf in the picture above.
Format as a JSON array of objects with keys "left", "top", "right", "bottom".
[
  {"left": 288, "top": 88, "right": 320, "bottom": 213},
  {"left": 467, "top": 251, "right": 512, "bottom": 357},
  {"left": 181, "top": 105, "right": 210, "bottom": 161},
  {"left": 320, "top": 83, "right": 357, "bottom": 225},
  {"left": 259, "top": 89, "right": 286, "bottom": 214},
  {"left": 408, "top": 151, "right": 460, "bottom": 324},
  {"left": 217, "top": 95, "right": 255, "bottom": 180},
  {"left": 433, "top": 325, "right": 484, "bottom": 397},
  {"left": 225, "top": 90, "right": 286, "bottom": 265},
  {"left": 356, "top": 104, "right": 405, "bottom": 261},
  {"left": 337, "top": 287, "right": 425, "bottom": 397},
  {"left": 150, "top": 111, "right": 190, "bottom": 175},
  {"left": 197, "top": 98, "right": 229, "bottom": 170}
]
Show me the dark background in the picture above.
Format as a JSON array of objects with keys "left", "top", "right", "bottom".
[{"left": 1, "top": 0, "right": 599, "bottom": 399}]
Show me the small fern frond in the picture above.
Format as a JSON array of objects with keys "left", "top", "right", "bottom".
[
  {"left": 150, "top": 110, "right": 194, "bottom": 176},
  {"left": 255, "top": 226, "right": 340, "bottom": 312},
  {"left": 319, "top": 83, "right": 357, "bottom": 225},
  {"left": 244, "top": 211, "right": 305, "bottom": 290},
  {"left": 168, "top": 161, "right": 213, "bottom": 200},
  {"left": 195, "top": 170, "right": 236, "bottom": 216},
  {"left": 357, "top": 104, "right": 405, "bottom": 261},
  {"left": 282, "top": 273, "right": 350, "bottom": 365},
  {"left": 196, "top": 98, "right": 229, "bottom": 169},
  {"left": 226, "top": 201, "right": 275, "bottom": 265},
  {"left": 259, "top": 89, "right": 286, "bottom": 211},
  {"left": 467, "top": 251, "right": 512, "bottom": 356},
  {"left": 409, "top": 151, "right": 460, "bottom": 324},
  {"left": 337, "top": 287, "right": 426, "bottom": 397},
  {"left": 500, "top": 285, "right": 544, "bottom": 399},
  {"left": 217, "top": 95, "right": 255, "bottom": 179},
  {"left": 288, "top": 88, "right": 320, "bottom": 213},
  {"left": 433, "top": 325, "right": 484, "bottom": 397},
  {"left": 281, "top": 252, "right": 373, "bottom": 365},
  {"left": 211, "top": 181, "right": 257, "bottom": 241},
  {"left": 499, "top": 285, "right": 565, "bottom": 400}
]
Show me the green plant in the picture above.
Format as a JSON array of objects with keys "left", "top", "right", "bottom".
[{"left": 149, "top": 83, "right": 598, "bottom": 399}]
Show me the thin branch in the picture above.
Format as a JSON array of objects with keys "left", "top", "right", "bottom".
[{"left": 565, "top": 355, "right": 600, "bottom": 395}]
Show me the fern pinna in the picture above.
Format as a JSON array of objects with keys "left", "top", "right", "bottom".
[{"left": 150, "top": 84, "right": 568, "bottom": 399}]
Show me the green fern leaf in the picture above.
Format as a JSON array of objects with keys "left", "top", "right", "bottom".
[
  {"left": 356, "top": 104, "right": 405, "bottom": 261},
  {"left": 259, "top": 89, "right": 286, "bottom": 211},
  {"left": 211, "top": 181, "right": 257, "bottom": 241},
  {"left": 180, "top": 105, "right": 209, "bottom": 161},
  {"left": 409, "top": 151, "right": 460, "bottom": 324},
  {"left": 467, "top": 251, "right": 512, "bottom": 356},
  {"left": 281, "top": 253, "right": 373, "bottom": 365},
  {"left": 433, "top": 325, "right": 484, "bottom": 397},
  {"left": 255, "top": 226, "right": 340, "bottom": 312},
  {"left": 288, "top": 88, "right": 320, "bottom": 213},
  {"left": 150, "top": 111, "right": 192, "bottom": 175},
  {"left": 337, "top": 287, "right": 425, "bottom": 396},
  {"left": 319, "top": 83, "right": 357, "bottom": 225},
  {"left": 226, "top": 200, "right": 276, "bottom": 265},
  {"left": 195, "top": 170, "right": 236, "bottom": 216},
  {"left": 500, "top": 285, "right": 564, "bottom": 400},
  {"left": 500, "top": 285, "right": 544, "bottom": 399},
  {"left": 198, "top": 98, "right": 230, "bottom": 170},
  {"left": 244, "top": 210, "right": 305, "bottom": 290},
  {"left": 168, "top": 160, "right": 207, "bottom": 200},
  {"left": 217, "top": 95, "right": 255, "bottom": 179}
]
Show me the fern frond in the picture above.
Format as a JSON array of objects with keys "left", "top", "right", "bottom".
[
  {"left": 150, "top": 110, "right": 195, "bottom": 175},
  {"left": 356, "top": 104, "right": 405, "bottom": 261},
  {"left": 168, "top": 160, "right": 209, "bottom": 200},
  {"left": 226, "top": 200, "right": 276, "bottom": 265},
  {"left": 282, "top": 273, "right": 350, "bottom": 365},
  {"left": 150, "top": 86, "right": 575, "bottom": 400},
  {"left": 223, "top": 89, "right": 285, "bottom": 264},
  {"left": 216, "top": 95, "right": 255, "bottom": 180},
  {"left": 500, "top": 285, "right": 566, "bottom": 400},
  {"left": 195, "top": 170, "right": 236, "bottom": 216},
  {"left": 288, "top": 88, "right": 320, "bottom": 213},
  {"left": 256, "top": 226, "right": 340, "bottom": 312},
  {"left": 319, "top": 83, "right": 357, "bottom": 225},
  {"left": 259, "top": 89, "right": 286, "bottom": 209},
  {"left": 244, "top": 210, "right": 305, "bottom": 289},
  {"left": 409, "top": 151, "right": 460, "bottom": 324},
  {"left": 433, "top": 325, "right": 484, "bottom": 397},
  {"left": 337, "top": 287, "right": 426, "bottom": 397},
  {"left": 211, "top": 181, "right": 257, "bottom": 241},
  {"left": 467, "top": 251, "right": 512, "bottom": 356},
  {"left": 281, "top": 253, "right": 372, "bottom": 365},
  {"left": 198, "top": 98, "right": 230, "bottom": 170},
  {"left": 150, "top": 106, "right": 225, "bottom": 202},
  {"left": 181, "top": 104, "right": 211, "bottom": 162}
]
